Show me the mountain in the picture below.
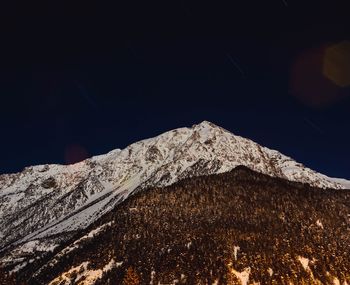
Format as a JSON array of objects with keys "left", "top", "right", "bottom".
[
  {"left": 3, "top": 167, "right": 350, "bottom": 284},
  {"left": 1, "top": 121, "right": 349, "bottom": 284}
]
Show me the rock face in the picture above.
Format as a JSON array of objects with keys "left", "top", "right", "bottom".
[
  {"left": 0, "top": 121, "right": 349, "bottom": 284},
  {"left": 7, "top": 167, "right": 350, "bottom": 284}
]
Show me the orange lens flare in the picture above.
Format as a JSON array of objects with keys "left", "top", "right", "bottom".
[
  {"left": 323, "top": 40, "right": 350, "bottom": 88},
  {"left": 289, "top": 43, "right": 350, "bottom": 109}
]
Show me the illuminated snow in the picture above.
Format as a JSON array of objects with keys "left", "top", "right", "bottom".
[
  {"left": 268, "top": 268, "right": 273, "bottom": 277},
  {"left": 233, "top": 245, "right": 240, "bottom": 260},
  {"left": 231, "top": 267, "right": 251, "bottom": 285},
  {"left": 316, "top": 219, "right": 324, "bottom": 229},
  {"left": 298, "top": 256, "right": 309, "bottom": 271},
  {"left": 48, "top": 258, "right": 119, "bottom": 285}
]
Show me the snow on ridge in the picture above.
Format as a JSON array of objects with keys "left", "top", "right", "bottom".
[
  {"left": 328, "top": 177, "right": 350, "bottom": 189},
  {"left": 1, "top": 120, "right": 347, "bottom": 192}
]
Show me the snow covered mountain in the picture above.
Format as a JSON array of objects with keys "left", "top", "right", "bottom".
[{"left": 0, "top": 121, "right": 349, "bottom": 273}]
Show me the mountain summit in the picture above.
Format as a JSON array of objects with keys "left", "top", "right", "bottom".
[
  {"left": 0, "top": 121, "right": 349, "bottom": 283},
  {"left": 1, "top": 121, "right": 348, "bottom": 246}
]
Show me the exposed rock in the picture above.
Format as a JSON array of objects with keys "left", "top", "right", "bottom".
[{"left": 41, "top": 177, "right": 56, "bottom": 189}]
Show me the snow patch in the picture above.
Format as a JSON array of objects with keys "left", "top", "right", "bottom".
[
  {"left": 10, "top": 262, "right": 28, "bottom": 274},
  {"left": 150, "top": 270, "right": 156, "bottom": 285},
  {"left": 316, "top": 219, "right": 324, "bottom": 229},
  {"left": 298, "top": 256, "right": 309, "bottom": 271},
  {"left": 33, "top": 222, "right": 112, "bottom": 278},
  {"left": 48, "top": 258, "right": 117, "bottom": 285},
  {"left": 15, "top": 240, "right": 57, "bottom": 254},
  {"left": 230, "top": 266, "right": 251, "bottom": 285},
  {"left": 233, "top": 245, "right": 240, "bottom": 260},
  {"left": 268, "top": 268, "right": 273, "bottom": 277}
]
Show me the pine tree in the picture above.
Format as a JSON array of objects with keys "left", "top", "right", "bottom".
[
  {"left": 122, "top": 267, "right": 140, "bottom": 285},
  {"left": 0, "top": 267, "right": 16, "bottom": 285}
]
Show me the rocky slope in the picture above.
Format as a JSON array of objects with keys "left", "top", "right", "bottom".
[{"left": 0, "top": 121, "right": 349, "bottom": 283}]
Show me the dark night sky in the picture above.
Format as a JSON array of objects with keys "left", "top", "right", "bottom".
[{"left": 1, "top": 1, "right": 350, "bottom": 179}]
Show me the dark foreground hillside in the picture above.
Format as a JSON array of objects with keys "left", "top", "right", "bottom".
[{"left": 4, "top": 166, "right": 350, "bottom": 284}]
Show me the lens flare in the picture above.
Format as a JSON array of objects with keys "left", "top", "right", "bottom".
[
  {"left": 289, "top": 45, "right": 347, "bottom": 108},
  {"left": 290, "top": 47, "right": 337, "bottom": 108},
  {"left": 323, "top": 40, "right": 350, "bottom": 87}
]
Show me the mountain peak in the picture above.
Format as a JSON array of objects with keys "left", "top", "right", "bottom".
[
  {"left": 191, "top": 120, "right": 229, "bottom": 135},
  {"left": 193, "top": 120, "right": 220, "bottom": 129},
  {"left": 1, "top": 121, "right": 350, "bottom": 275},
  {"left": 1, "top": 121, "right": 349, "bottom": 261}
]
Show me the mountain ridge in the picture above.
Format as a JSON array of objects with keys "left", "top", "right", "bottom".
[{"left": 1, "top": 121, "right": 349, "bottom": 277}]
